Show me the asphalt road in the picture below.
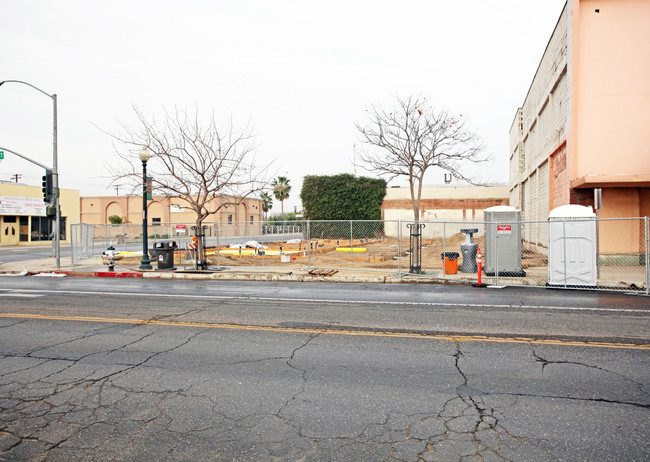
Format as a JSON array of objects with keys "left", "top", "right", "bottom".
[
  {"left": 0, "top": 244, "right": 70, "bottom": 263},
  {"left": 0, "top": 278, "right": 648, "bottom": 461}
]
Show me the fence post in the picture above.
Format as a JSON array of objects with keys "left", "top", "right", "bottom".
[
  {"left": 495, "top": 221, "right": 499, "bottom": 286},
  {"left": 350, "top": 220, "right": 354, "bottom": 270},
  {"left": 645, "top": 216, "right": 649, "bottom": 296},
  {"left": 398, "top": 220, "right": 402, "bottom": 274},
  {"left": 563, "top": 219, "right": 568, "bottom": 288},
  {"left": 70, "top": 223, "right": 76, "bottom": 265},
  {"left": 442, "top": 222, "right": 446, "bottom": 280},
  {"left": 307, "top": 220, "right": 311, "bottom": 269},
  {"left": 215, "top": 222, "right": 221, "bottom": 267}
]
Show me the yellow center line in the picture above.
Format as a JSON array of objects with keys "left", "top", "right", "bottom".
[{"left": 1, "top": 312, "right": 648, "bottom": 350}]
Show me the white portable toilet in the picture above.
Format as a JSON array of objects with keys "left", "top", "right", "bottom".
[{"left": 548, "top": 205, "right": 597, "bottom": 286}]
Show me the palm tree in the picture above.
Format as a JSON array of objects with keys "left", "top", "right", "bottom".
[
  {"left": 272, "top": 176, "right": 291, "bottom": 215},
  {"left": 260, "top": 192, "right": 273, "bottom": 221}
]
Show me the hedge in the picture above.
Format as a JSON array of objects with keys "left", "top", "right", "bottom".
[{"left": 300, "top": 174, "right": 387, "bottom": 220}]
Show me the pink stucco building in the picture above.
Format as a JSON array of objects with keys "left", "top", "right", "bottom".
[{"left": 510, "top": 0, "right": 650, "bottom": 252}]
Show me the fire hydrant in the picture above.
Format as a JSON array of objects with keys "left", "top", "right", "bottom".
[{"left": 102, "top": 245, "right": 119, "bottom": 271}]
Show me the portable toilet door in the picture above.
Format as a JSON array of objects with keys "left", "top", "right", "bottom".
[{"left": 548, "top": 205, "right": 597, "bottom": 287}]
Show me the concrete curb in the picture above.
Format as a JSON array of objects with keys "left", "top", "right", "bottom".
[{"left": 0, "top": 267, "right": 478, "bottom": 285}]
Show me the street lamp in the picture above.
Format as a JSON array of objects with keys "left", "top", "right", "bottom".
[
  {"left": 139, "top": 147, "right": 153, "bottom": 270},
  {"left": 0, "top": 80, "right": 60, "bottom": 267}
]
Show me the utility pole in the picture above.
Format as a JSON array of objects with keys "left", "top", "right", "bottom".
[
  {"left": 11, "top": 174, "right": 22, "bottom": 183},
  {"left": 114, "top": 184, "right": 121, "bottom": 195},
  {"left": 0, "top": 80, "right": 60, "bottom": 268}
]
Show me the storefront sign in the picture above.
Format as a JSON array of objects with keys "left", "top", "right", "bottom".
[{"left": 0, "top": 196, "right": 46, "bottom": 216}]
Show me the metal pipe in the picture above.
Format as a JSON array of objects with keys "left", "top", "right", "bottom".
[
  {"left": 398, "top": 220, "right": 402, "bottom": 274},
  {"left": 0, "top": 80, "right": 60, "bottom": 267},
  {"left": 495, "top": 221, "right": 499, "bottom": 286},
  {"left": 350, "top": 220, "right": 354, "bottom": 270},
  {"left": 645, "top": 217, "right": 650, "bottom": 295},
  {"left": 563, "top": 220, "right": 568, "bottom": 288},
  {"left": 442, "top": 222, "right": 446, "bottom": 280}
]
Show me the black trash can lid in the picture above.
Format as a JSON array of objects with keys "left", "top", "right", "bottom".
[{"left": 441, "top": 252, "right": 460, "bottom": 260}]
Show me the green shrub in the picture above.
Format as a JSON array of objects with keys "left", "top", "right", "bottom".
[{"left": 300, "top": 174, "right": 386, "bottom": 220}]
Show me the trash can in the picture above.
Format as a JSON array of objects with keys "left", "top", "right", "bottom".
[
  {"left": 459, "top": 228, "right": 479, "bottom": 273},
  {"left": 154, "top": 240, "right": 177, "bottom": 270},
  {"left": 441, "top": 252, "right": 459, "bottom": 275}
]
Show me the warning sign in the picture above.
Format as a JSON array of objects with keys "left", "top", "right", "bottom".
[
  {"left": 176, "top": 224, "right": 186, "bottom": 234},
  {"left": 497, "top": 225, "right": 512, "bottom": 234}
]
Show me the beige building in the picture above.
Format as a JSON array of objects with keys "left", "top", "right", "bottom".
[
  {"left": 510, "top": 1, "right": 650, "bottom": 252},
  {"left": 0, "top": 181, "right": 80, "bottom": 246},
  {"left": 80, "top": 194, "right": 263, "bottom": 228},
  {"left": 381, "top": 185, "right": 509, "bottom": 238}
]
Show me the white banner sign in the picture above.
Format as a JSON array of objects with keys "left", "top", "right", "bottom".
[{"left": 0, "top": 195, "right": 46, "bottom": 216}]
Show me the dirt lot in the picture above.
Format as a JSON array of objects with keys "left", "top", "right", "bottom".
[
  {"left": 116, "top": 233, "right": 548, "bottom": 272},
  {"left": 189, "top": 234, "right": 478, "bottom": 271}
]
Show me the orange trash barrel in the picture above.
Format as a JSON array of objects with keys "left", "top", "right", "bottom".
[{"left": 441, "top": 252, "right": 459, "bottom": 275}]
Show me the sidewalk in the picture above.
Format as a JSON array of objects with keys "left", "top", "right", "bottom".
[
  {"left": 1, "top": 255, "right": 645, "bottom": 291},
  {"left": 0, "top": 255, "right": 461, "bottom": 285}
]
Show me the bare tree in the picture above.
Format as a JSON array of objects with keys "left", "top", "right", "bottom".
[
  {"left": 107, "top": 107, "right": 270, "bottom": 264},
  {"left": 356, "top": 95, "right": 489, "bottom": 224}
]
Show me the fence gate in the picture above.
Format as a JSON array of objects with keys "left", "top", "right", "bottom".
[{"left": 70, "top": 223, "right": 95, "bottom": 265}]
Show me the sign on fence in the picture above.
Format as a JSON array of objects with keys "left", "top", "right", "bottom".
[{"left": 176, "top": 224, "right": 186, "bottom": 234}]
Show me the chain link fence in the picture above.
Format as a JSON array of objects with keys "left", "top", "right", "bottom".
[
  {"left": 73, "top": 218, "right": 649, "bottom": 293},
  {"left": 70, "top": 223, "right": 95, "bottom": 265}
]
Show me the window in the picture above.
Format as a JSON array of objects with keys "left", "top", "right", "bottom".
[
  {"left": 250, "top": 215, "right": 254, "bottom": 224},
  {"left": 228, "top": 215, "right": 233, "bottom": 224},
  {"left": 19, "top": 216, "right": 28, "bottom": 242},
  {"left": 152, "top": 217, "right": 161, "bottom": 226},
  {"left": 30, "top": 216, "right": 66, "bottom": 241}
]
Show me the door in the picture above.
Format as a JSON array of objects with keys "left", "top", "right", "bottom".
[{"left": 2, "top": 216, "right": 20, "bottom": 245}]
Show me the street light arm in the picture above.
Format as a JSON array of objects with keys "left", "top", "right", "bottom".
[
  {"left": 0, "top": 146, "right": 52, "bottom": 171},
  {"left": 0, "top": 80, "right": 55, "bottom": 99}
]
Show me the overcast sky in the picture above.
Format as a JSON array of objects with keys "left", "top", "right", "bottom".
[{"left": 0, "top": 0, "right": 565, "bottom": 214}]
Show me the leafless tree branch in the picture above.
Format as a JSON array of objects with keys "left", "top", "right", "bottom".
[
  {"left": 356, "top": 95, "right": 490, "bottom": 223},
  {"left": 105, "top": 106, "right": 271, "bottom": 253}
]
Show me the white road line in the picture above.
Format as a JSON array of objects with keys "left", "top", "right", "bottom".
[
  {"left": 2, "top": 293, "right": 44, "bottom": 298},
  {"left": 3, "top": 288, "right": 648, "bottom": 313}
]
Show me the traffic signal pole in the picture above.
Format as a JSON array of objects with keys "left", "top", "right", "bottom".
[
  {"left": 52, "top": 93, "right": 60, "bottom": 268},
  {"left": 0, "top": 80, "right": 60, "bottom": 268}
]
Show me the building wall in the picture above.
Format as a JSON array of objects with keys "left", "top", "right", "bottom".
[
  {"left": 0, "top": 182, "right": 80, "bottom": 246},
  {"left": 510, "top": 0, "right": 650, "bottom": 257},
  {"left": 381, "top": 185, "right": 509, "bottom": 238},
  {"left": 80, "top": 195, "right": 263, "bottom": 227},
  {"left": 570, "top": 0, "right": 650, "bottom": 189},
  {"left": 509, "top": 3, "right": 570, "bottom": 234}
]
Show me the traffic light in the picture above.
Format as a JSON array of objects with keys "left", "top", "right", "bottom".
[{"left": 42, "top": 169, "right": 54, "bottom": 203}]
